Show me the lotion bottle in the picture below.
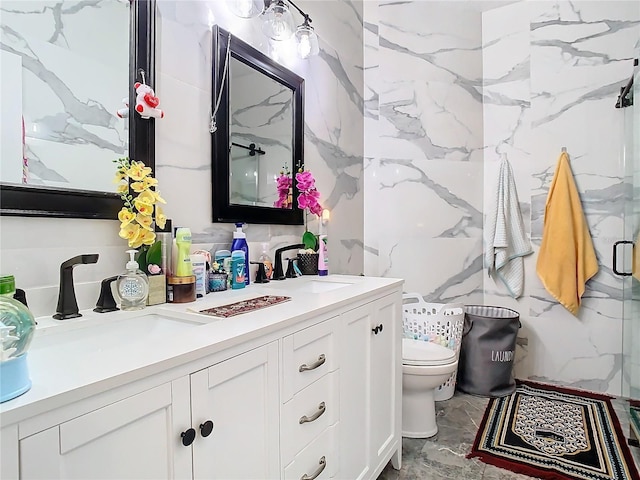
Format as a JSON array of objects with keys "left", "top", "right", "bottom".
[
  {"left": 116, "top": 250, "right": 149, "bottom": 310},
  {"left": 230, "top": 223, "right": 249, "bottom": 285},
  {"left": 175, "top": 227, "right": 193, "bottom": 277}
]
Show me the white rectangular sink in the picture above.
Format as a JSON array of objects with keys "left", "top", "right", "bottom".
[{"left": 31, "top": 314, "right": 204, "bottom": 356}]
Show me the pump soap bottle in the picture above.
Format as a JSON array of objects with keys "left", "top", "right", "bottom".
[
  {"left": 231, "top": 223, "right": 250, "bottom": 285},
  {"left": 116, "top": 250, "right": 149, "bottom": 311}
]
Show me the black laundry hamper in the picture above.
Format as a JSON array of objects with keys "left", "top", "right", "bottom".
[{"left": 457, "top": 305, "right": 520, "bottom": 397}]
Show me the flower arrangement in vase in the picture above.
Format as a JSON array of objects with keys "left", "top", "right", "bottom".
[
  {"left": 295, "top": 167, "right": 323, "bottom": 274},
  {"left": 114, "top": 157, "right": 167, "bottom": 274}
]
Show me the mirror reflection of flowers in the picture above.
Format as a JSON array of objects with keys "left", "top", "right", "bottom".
[
  {"left": 296, "top": 167, "right": 323, "bottom": 251},
  {"left": 114, "top": 157, "right": 167, "bottom": 274},
  {"left": 274, "top": 165, "right": 292, "bottom": 208}
]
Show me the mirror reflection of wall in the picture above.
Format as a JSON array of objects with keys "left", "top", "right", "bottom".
[
  {"left": 228, "top": 57, "right": 294, "bottom": 209},
  {"left": 0, "top": 0, "right": 129, "bottom": 193}
]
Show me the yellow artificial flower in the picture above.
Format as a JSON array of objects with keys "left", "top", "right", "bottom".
[
  {"left": 155, "top": 205, "right": 167, "bottom": 230},
  {"left": 118, "top": 207, "right": 135, "bottom": 226},
  {"left": 114, "top": 157, "right": 167, "bottom": 253},
  {"left": 136, "top": 213, "right": 154, "bottom": 231},
  {"left": 119, "top": 222, "right": 141, "bottom": 244},
  {"left": 127, "top": 161, "right": 152, "bottom": 181},
  {"left": 151, "top": 189, "right": 166, "bottom": 204},
  {"left": 138, "top": 229, "right": 156, "bottom": 246}
]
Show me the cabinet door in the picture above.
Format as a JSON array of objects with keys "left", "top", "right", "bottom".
[
  {"left": 1, "top": 424, "right": 19, "bottom": 480},
  {"left": 369, "top": 295, "right": 401, "bottom": 470},
  {"left": 191, "top": 342, "right": 280, "bottom": 480},
  {"left": 19, "top": 380, "right": 192, "bottom": 480},
  {"left": 339, "top": 304, "right": 372, "bottom": 480}
]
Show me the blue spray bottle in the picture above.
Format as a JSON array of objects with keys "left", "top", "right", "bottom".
[{"left": 231, "top": 223, "right": 249, "bottom": 285}]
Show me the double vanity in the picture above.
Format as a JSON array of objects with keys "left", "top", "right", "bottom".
[{"left": 0, "top": 275, "right": 403, "bottom": 480}]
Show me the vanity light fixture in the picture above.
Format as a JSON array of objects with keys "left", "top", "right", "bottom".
[{"left": 228, "top": 0, "right": 320, "bottom": 59}]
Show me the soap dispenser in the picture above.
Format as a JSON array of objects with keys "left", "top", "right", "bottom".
[{"left": 116, "top": 250, "right": 149, "bottom": 311}]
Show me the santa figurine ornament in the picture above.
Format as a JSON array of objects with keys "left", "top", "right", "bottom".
[{"left": 134, "top": 81, "right": 164, "bottom": 120}]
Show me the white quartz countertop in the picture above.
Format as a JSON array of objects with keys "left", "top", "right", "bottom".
[{"left": 0, "top": 275, "right": 402, "bottom": 426}]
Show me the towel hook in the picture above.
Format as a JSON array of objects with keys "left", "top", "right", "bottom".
[{"left": 561, "top": 146, "right": 567, "bottom": 153}]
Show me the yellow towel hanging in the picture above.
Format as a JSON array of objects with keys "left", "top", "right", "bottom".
[{"left": 536, "top": 151, "right": 598, "bottom": 315}]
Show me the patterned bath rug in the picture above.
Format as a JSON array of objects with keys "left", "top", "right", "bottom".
[
  {"left": 468, "top": 380, "right": 640, "bottom": 480},
  {"left": 630, "top": 399, "right": 640, "bottom": 448},
  {"left": 196, "top": 295, "right": 291, "bottom": 318}
]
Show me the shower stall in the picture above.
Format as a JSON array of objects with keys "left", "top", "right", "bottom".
[{"left": 620, "top": 46, "right": 639, "bottom": 446}]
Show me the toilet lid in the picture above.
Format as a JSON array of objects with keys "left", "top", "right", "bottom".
[{"left": 402, "top": 338, "right": 456, "bottom": 366}]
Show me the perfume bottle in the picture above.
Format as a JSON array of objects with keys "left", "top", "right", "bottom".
[{"left": 116, "top": 250, "right": 149, "bottom": 311}]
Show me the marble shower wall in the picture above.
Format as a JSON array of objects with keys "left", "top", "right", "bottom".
[
  {"left": 364, "top": 1, "right": 485, "bottom": 303},
  {"left": 155, "top": 0, "right": 365, "bottom": 275},
  {"left": 482, "top": 1, "right": 639, "bottom": 396}
]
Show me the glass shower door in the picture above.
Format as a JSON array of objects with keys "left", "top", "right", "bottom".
[{"left": 622, "top": 47, "right": 639, "bottom": 447}]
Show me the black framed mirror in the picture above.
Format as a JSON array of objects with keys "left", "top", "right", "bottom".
[
  {"left": 0, "top": 0, "right": 156, "bottom": 219},
  {"left": 211, "top": 25, "right": 304, "bottom": 225}
]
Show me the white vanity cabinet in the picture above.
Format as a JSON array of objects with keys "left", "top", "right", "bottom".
[
  {"left": 19, "top": 382, "right": 193, "bottom": 479},
  {"left": 3, "top": 277, "right": 403, "bottom": 480},
  {"left": 18, "top": 342, "right": 279, "bottom": 480},
  {"left": 339, "top": 294, "right": 402, "bottom": 480}
]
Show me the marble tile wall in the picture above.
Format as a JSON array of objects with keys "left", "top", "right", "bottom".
[
  {"left": 155, "top": 0, "right": 365, "bottom": 277},
  {"left": 0, "top": 1, "right": 365, "bottom": 318},
  {"left": 482, "top": 1, "right": 639, "bottom": 396},
  {"left": 363, "top": 1, "right": 485, "bottom": 304}
]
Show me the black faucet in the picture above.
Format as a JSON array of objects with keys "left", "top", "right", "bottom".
[
  {"left": 53, "top": 254, "right": 99, "bottom": 320},
  {"left": 94, "top": 276, "right": 119, "bottom": 313},
  {"left": 273, "top": 244, "right": 304, "bottom": 280}
]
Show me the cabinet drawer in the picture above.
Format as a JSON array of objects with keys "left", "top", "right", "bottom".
[
  {"left": 283, "top": 423, "right": 338, "bottom": 480},
  {"left": 282, "top": 371, "right": 339, "bottom": 462},
  {"left": 282, "top": 317, "right": 338, "bottom": 401}
]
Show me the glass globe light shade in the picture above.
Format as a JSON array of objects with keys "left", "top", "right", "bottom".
[
  {"left": 295, "top": 23, "right": 319, "bottom": 59},
  {"left": 226, "top": 0, "right": 263, "bottom": 18},
  {"left": 262, "top": 0, "right": 295, "bottom": 41}
]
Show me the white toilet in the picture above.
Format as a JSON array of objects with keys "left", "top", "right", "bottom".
[{"left": 402, "top": 338, "right": 458, "bottom": 438}]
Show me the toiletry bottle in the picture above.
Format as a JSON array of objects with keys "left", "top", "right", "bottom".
[
  {"left": 155, "top": 219, "right": 172, "bottom": 278},
  {"left": 231, "top": 223, "right": 249, "bottom": 285},
  {"left": 318, "top": 235, "right": 328, "bottom": 276},
  {"left": 258, "top": 243, "right": 273, "bottom": 280},
  {"left": 0, "top": 275, "right": 36, "bottom": 403},
  {"left": 175, "top": 227, "right": 193, "bottom": 277},
  {"left": 190, "top": 254, "right": 207, "bottom": 298},
  {"left": 116, "top": 250, "right": 149, "bottom": 311},
  {"left": 231, "top": 250, "right": 246, "bottom": 289}
]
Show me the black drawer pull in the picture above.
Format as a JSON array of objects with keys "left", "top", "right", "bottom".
[{"left": 199, "top": 420, "right": 214, "bottom": 437}]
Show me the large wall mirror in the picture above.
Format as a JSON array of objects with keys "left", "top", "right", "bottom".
[
  {"left": 0, "top": 0, "right": 155, "bottom": 219},
  {"left": 211, "top": 26, "right": 304, "bottom": 225}
]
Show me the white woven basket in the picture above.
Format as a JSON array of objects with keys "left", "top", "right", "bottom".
[{"left": 402, "top": 293, "right": 464, "bottom": 401}]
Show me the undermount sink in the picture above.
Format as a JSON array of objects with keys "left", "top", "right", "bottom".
[
  {"left": 30, "top": 314, "right": 205, "bottom": 356},
  {"left": 295, "top": 280, "right": 354, "bottom": 293}
]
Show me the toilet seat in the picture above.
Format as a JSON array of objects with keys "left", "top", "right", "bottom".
[{"left": 402, "top": 338, "right": 456, "bottom": 366}]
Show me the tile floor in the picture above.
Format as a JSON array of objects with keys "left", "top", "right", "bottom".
[{"left": 377, "top": 391, "right": 640, "bottom": 480}]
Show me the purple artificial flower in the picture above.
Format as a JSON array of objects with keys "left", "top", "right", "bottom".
[{"left": 295, "top": 170, "right": 316, "bottom": 192}]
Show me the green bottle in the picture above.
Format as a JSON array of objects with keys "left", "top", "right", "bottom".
[{"left": 0, "top": 275, "right": 36, "bottom": 402}]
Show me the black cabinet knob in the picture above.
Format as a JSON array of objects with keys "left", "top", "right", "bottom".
[
  {"left": 200, "top": 420, "right": 214, "bottom": 437},
  {"left": 371, "top": 326, "right": 379, "bottom": 334},
  {"left": 181, "top": 428, "right": 196, "bottom": 446},
  {"left": 379, "top": 324, "right": 383, "bottom": 332}
]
